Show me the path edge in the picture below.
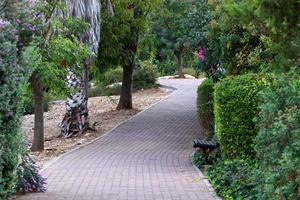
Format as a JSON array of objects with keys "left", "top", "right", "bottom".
[
  {"left": 190, "top": 152, "right": 222, "bottom": 200},
  {"left": 41, "top": 84, "right": 178, "bottom": 172}
]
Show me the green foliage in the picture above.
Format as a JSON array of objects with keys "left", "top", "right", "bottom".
[
  {"left": 133, "top": 59, "right": 158, "bottom": 89},
  {"left": 193, "top": 150, "right": 220, "bottom": 168},
  {"left": 206, "top": 159, "right": 258, "bottom": 200},
  {"left": 214, "top": 74, "right": 264, "bottom": 158},
  {"left": 47, "top": 36, "right": 89, "bottom": 68},
  {"left": 149, "top": 0, "right": 200, "bottom": 74},
  {"left": 156, "top": 59, "right": 177, "bottom": 76},
  {"left": 205, "top": 0, "right": 300, "bottom": 75},
  {"left": 97, "top": 0, "right": 160, "bottom": 72},
  {"left": 197, "top": 79, "right": 214, "bottom": 139},
  {"left": 151, "top": 0, "right": 190, "bottom": 53},
  {"left": 254, "top": 75, "right": 300, "bottom": 199},
  {"left": 205, "top": 0, "right": 262, "bottom": 75},
  {"left": 256, "top": 0, "right": 300, "bottom": 71}
]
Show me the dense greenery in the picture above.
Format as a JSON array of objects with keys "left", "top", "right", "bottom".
[
  {"left": 133, "top": 59, "right": 158, "bottom": 89},
  {"left": 197, "top": 79, "right": 214, "bottom": 139},
  {"left": 206, "top": 158, "right": 257, "bottom": 200},
  {"left": 254, "top": 75, "right": 300, "bottom": 199},
  {"left": 149, "top": 0, "right": 210, "bottom": 78}
]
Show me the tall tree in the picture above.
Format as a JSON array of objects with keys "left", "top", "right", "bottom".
[
  {"left": 98, "top": 0, "right": 159, "bottom": 109},
  {"left": 59, "top": 0, "right": 101, "bottom": 138},
  {"left": 150, "top": 0, "right": 191, "bottom": 78}
]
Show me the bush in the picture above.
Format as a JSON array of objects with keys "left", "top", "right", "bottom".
[
  {"left": 102, "top": 66, "right": 123, "bottom": 86},
  {"left": 157, "top": 60, "right": 177, "bottom": 76},
  {"left": 214, "top": 74, "right": 264, "bottom": 158},
  {"left": 197, "top": 79, "right": 214, "bottom": 139},
  {"left": 254, "top": 75, "right": 300, "bottom": 200},
  {"left": 133, "top": 60, "right": 158, "bottom": 89},
  {"left": 0, "top": 17, "right": 45, "bottom": 198},
  {"left": 206, "top": 159, "right": 258, "bottom": 200}
]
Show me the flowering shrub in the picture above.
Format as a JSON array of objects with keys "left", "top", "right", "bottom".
[
  {"left": 0, "top": 0, "right": 46, "bottom": 198},
  {"left": 15, "top": 149, "right": 46, "bottom": 193},
  {"left": 196, "top": 48, "right": 206, "bottom": 62}
]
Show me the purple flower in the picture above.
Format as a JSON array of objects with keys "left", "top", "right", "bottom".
[
  {"left": 0, "top": 18, "right": 10, "bottom": 29},
  {"left": 26, "top": 23, "right": 36, "bottom": 32}
]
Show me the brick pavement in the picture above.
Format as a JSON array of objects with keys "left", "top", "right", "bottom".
[{"left": 17, "top": 79, "right": 217, "bottom": 200}]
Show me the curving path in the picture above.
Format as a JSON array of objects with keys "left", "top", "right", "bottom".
[{"left": 18, "top": 79, "right": 216, "bottom": 200}]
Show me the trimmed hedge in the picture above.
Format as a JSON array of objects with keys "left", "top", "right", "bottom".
[
  {"left": 197, "top": 79, "right": 214, "bottom": 139},
  {"left": 214, "top": 74, "right": 264, "bottom": 158}
]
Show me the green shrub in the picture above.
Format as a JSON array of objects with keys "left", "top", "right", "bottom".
[
  {"left": 214, "top": 74, "right": 264, "bottom": 158},
  {"left": 133, "top": 60, "right": 158, "bottom": 89},
  {"left": 102, "top": 66, "right": 123, "bottom": 86},
  {"left": 197, "top": 79, "right": 214, "bottom": 139},
  {"left": 0, "top": 18, "right": 45, "bottom": 198},
  {"left": 206, "top": 159, "right": 258, "bottom": 200},
  {"left": 157, "top": 60, "right": 177, "bottom": 76},
  {"left": 254, "top": 75, "right": 300, "bottom": 200},
  {"left": 88, "top": 83, "right": 121, "bottom": 97}
]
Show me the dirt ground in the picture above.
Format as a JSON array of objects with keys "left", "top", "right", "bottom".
[{"left": 22, "top": 88, "right": 170, "bottom": 168}]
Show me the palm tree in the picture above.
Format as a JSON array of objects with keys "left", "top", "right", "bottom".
[{"left": 61, "top": 0, "right": 101, "bottom": 138}]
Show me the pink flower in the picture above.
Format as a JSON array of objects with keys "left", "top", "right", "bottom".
[{"left": 196, "top": 48, "right": 206, "bottom": 61}]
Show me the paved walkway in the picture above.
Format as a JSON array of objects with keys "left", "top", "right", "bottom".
[{"left": 18, "top": 79, "right": 216, "bottom": 200}]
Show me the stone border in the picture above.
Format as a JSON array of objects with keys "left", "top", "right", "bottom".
[
  {"left": 190, "top": 152, "right": 222, "bottom": 200},
  {"left": 41, "top": 84, "right": 177, "bottom": 172}
]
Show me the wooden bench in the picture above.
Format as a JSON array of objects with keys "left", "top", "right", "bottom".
[{"left": 193, "top": 139, "right": 219, "bottom": 152}]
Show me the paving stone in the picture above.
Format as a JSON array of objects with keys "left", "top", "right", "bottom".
[{"left": 17, "top": 79, "right": 216, "bottom": 200}]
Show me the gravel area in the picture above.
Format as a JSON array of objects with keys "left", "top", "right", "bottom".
[{"left": 21, "top": 88, "right": 170, "bottom": 168}]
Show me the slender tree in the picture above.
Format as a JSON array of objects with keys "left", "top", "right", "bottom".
[
  {"left": 98, "top": 0, "right": 159, "bottom": 109},
  {"left": 60, "top": 0, "right": 101, "bottom": 137}
]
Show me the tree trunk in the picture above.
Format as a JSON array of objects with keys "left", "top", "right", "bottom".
[
  {"left": 117, "top": 6, "right": 141, "bottom": 110},
  {"left": 30, "top": 73, "right": 44, "bottom": 152},
  {"left": 117, "top": 64, "right": 134, "bottom": 110},
  {"left": 83, "top": 58, "right": 90, "bottom": 108},
  {"left": 177, "top": 51, "right": 185, "bottom": 78}
]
